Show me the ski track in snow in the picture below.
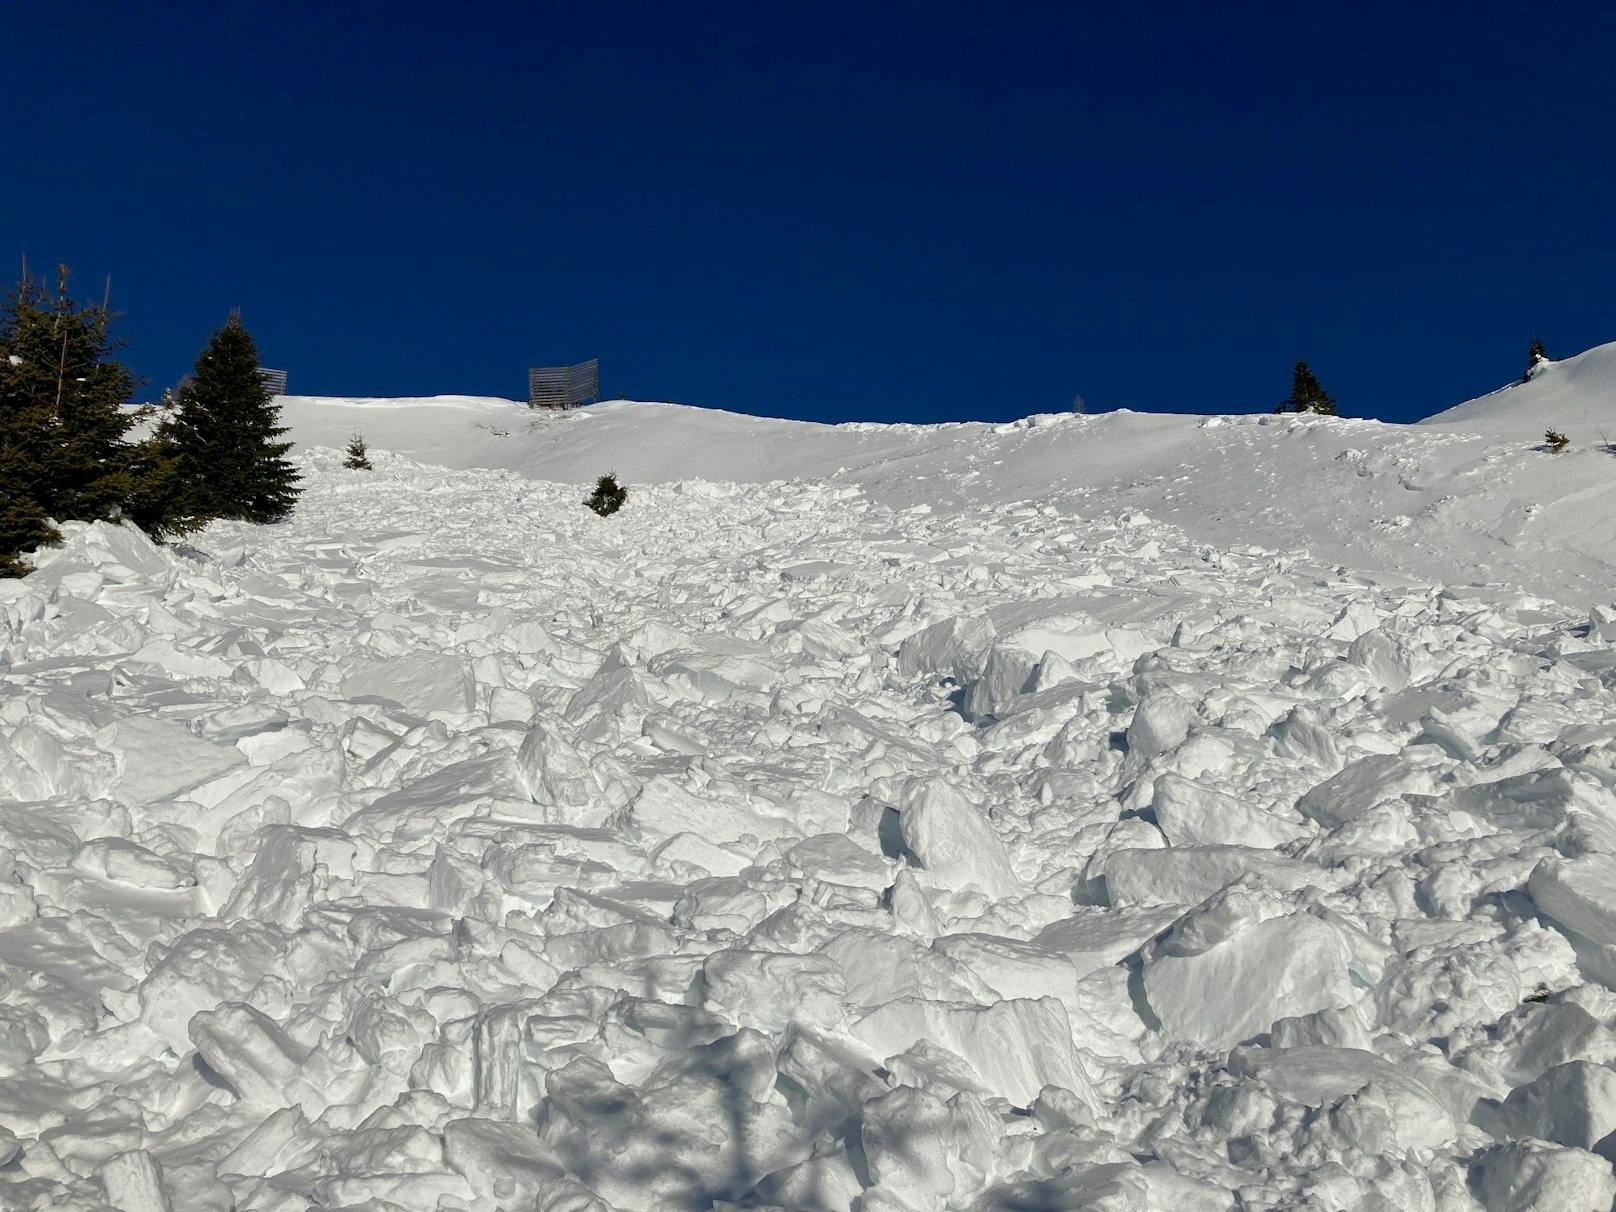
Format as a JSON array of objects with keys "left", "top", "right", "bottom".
[{"left": 4, "top": 437, "right": 1616, "bottom": 1210}]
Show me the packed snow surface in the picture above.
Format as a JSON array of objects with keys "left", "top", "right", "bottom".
[
  {"left": 279, "top": 340, "right": 1616, "bottom": 609},
  {"left": 7, "top": 356, "right": 1616, "bottom": 1208}
]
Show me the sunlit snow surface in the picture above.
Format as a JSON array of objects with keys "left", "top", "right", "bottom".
[{"left": 6, "top": 368, "right": 1616, "bottom": 1208}]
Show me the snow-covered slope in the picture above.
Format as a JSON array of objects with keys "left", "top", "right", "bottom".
[
  {"left": 281, "top": 352, "right": 1616, "bottom": 607},
  {"left": 7, "top": 352, "right": 1616, "bottom": 1209},
  {"left": 1424, "top": 340, "right": 1616, "bottom": 439},
  {"left": 8, "top": 450, "right": 1616, "bottom": 1209}
]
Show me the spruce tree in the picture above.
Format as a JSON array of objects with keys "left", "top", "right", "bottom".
[
  {"left": 164, "top": 313, "right": 300, "bottom": 529},
  {"left": 1277, "top": 360, "right": 1337, "bottom": 416},
  {"left": 0, "top": 265, "right": 137, "bottom": 575},
  {"left": 122, "top": 411, "right": 183, "bottom": 536},
  {"left": 344, "top": 433, "right": 372, "bottom": 470}
]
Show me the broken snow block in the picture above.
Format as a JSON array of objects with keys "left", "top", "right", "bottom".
[
  {"left": 1493, "top": 1061, "right": 1616, "bottom": 1158},
  {"left": 1296, "top": 754, "right": 1430, "bottom": 829},
  {"left": 441, "top": 1117, "right": 567, "bottom": 1206},
  {"left": 961, "top": 643, "right": 1041, "bottom": 721},
  {"left": 1103, "top": 845, "right": 1323, "bottom": 908},
  {"left": 895, "top": 777, "right": 1021, "bottom": 899},
  {"left": 784, "top": 832, "right": 891, "bottom": 889},
  {"left": 628, "top": 775, "right": 799, "bottom": 847},
  {"left": 1488, "top": 1001, "right": 1616, "bottom": 1087},
  {"left": 1456, "top": 768, "right": 1601, "bottom": 832},
  {"left": 138, "top": 924, "right": 286, "bottom": 1052},
  {"left": 1152, "top": 773, "right": 1308, "bottom": 848},
  {"left": 1530, "top": 853, "right": 1616, "bottom": 948},
  {"left": 860, "top": 1084, "right": 996, "bottom": 1206},
  {"left": 1270, "top": 1005, "right": 1372, "bottom": 1051},
  {"left": 1125, "top": 689, "right": 1197, "bottom": 762},
  {"left": 1473, "top": 1139, "right": 1616, "bottom": 1212},
  {"left": 1144, "top": 913, "right": 1354, "bottom": 1049},
  {"left": 514, "top": 718, "right": 599, "bottom": 817},
  {"left": 851, "top": 997, "right": 1096, "bottom": 1110},
  {"left": 654, "top": 648, "right": 778, "bottom": 702},
  {"left": 1034, "top": 906, "right": 1182, "bottom": 977},
  {"left": 100, "top": 1149, "right": 172, "bottom": 1212},
  {"left": 341, "top": 653, "right": 476, "bottom": 716},
  {"left": 78, "top": 520, "right": 172, "bottom": 581},
  {"left": 188, "top": 1003, "right": 308, "bottom": 1105},
  {"left": 103, "top": 717, "right": 246, "bottom": 804},
  {"left": 896, "top": 615, "right": 996, "bottom": 682},
  {"left": 1229, "top": 1046, "right": 1456, "bottom": 1153},
  {"left": 702, "top": 950, "right": 848, "bottom": 1033}
]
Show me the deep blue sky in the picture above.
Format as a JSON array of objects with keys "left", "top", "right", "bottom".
[{"left": 8, "top": 1, "right": 1615, "bottom": 424}]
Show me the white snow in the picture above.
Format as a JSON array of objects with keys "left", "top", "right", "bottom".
[
  {"left": 277, "top": 341, "right": 1616, "bottom": 607},
  {"left": 7, "top": 350, "right": 1616, "bottom": 1207}
]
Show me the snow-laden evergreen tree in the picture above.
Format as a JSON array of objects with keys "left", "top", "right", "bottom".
[
  {"left": 0, "top": 489, "right": 57, "bottom": 577},
  {"left": 585, "top": 472, "right": 628, "bottom": 517},
  {"left": 344, "top": 433, "right": 372, "bottom": 470},
  {"left": 162, "top": 313, "right": 300, "bottom": 529},
  {"left": 0, "top": 265, "right": 137, "bottom": 575},
  {"left": 1525, "top": 338, "right": 1549, "bottom": 382},
  {"left": 1276, "top": 360, "right": 1337, "bottom": 416}
]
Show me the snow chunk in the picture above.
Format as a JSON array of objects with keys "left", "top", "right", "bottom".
[
  {"left": 851, "top": 996, "right": 1097, "bottom": 1109},
  {"left": 514, "top": 718, "right": 603, "bottom": 820},
  {"left": 1530, "top": 853, "right": 1616, "bottom": 947},
  {"left": 341, "top": 653, "right": 476, "bottom": 716},
  {"left": 1458, "top": 768, "right": 1606, "bottom": 832},
  {"left": 61, "top": 520, "right": 171, "bottom": 581},
  {"left": 1153, "top": 773, "right": 1308, "bottom": 848},
  {"left": 1229, "top": 1046, "right": 1457, "bottom": 1152},
  {"left": 1145, "top": 913, "right": 1354, "bottom": 1049},
  {"left": 1104, "top": 845, "right": 1325, "bottom": 907},
  {"left": 100, "top": 1150, "right": 172, "bottom": 1212},
  {"left": 1297, "top": 754, "right": 1431, "bottom": 828},
  {"left": 188, "top": 1002, "right": 310, "bottom": 1107},
  {"left": 1034, "top": 906, "right": 1182, "bottom": 976},
  {"left": 103, "top": 717, "right": 246, "bottom": 803},
  {"left": 895, "top": 777, "right": 1021, "bottom": 899},
  {"left": 896, "top": 615, "right": 995, "bottom": 681},
  {"left": 702, "top": 950, "right": 848, "bottom": 1033},
  {"left": 1492, "top": 1061, "right": 1616, "bottom": 1156},
  {"left": 628, "top": 775, "right": 799, "bottom": 846},
  {"left": 1474, "top": 1138, "right": 1616, "bottom": 1212},
  {"left": 138, "top": 925, "right": 286, "bottom": 1051},
  {"left": 1126, "top": 689, "right": 1197, "bottom": 761}
]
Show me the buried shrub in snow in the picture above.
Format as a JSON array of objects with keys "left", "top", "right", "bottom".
[
  {"left": 1525, "top": 337, "right": 1549, "bottom": 381},
  {"left": 344, "top": 433, "right": 373, "bottom": 470},
  {"left": 585, "top": 471, "right": 628, "bottom": 516},
  {"left": 1544, "top": 428, "right": 1570, "bottom": 453}
]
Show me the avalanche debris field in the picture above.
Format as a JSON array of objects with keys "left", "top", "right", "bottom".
[{"left": 5, "top": 442, "right": 1616, "bottom": 1211}]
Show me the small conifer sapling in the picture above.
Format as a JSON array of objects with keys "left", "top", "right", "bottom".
[
  {"left": 1525, "top": 338, "right": 1549, "bottom": 383},
  {"left": 1544, "top": 429, "right": 1569, "bottom": 453},
  {"left": 344, "top": 433, "right": 372, "bottom": 470},
  {"left": 585, "top": 472, "right": 628, "bottom": 517}
]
